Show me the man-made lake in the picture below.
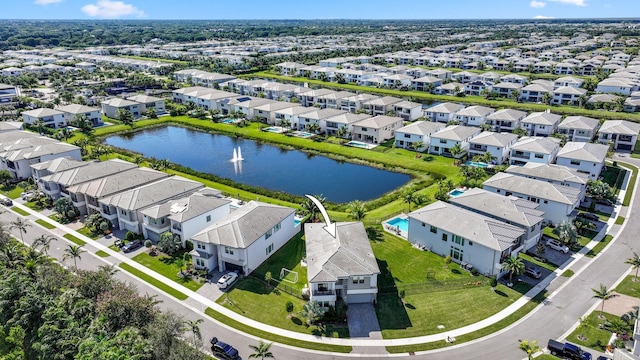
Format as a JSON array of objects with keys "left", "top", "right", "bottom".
[{"left": 104, "top": 126, "right": 411, "bottom": 203}]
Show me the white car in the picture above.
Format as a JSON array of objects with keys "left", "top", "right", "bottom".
[
  {"left": 217, "top": 272, "right": 238, "bottom": 289},
  {"left": 546, "top": 239, "right": 569, "bottom": 254}
]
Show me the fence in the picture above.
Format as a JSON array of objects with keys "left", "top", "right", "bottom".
[
  {"left": 379, "top": 276, "right": 488, "bottom": 296},
  {"left": 248, "top": 274, "right": 304, "bottom": 299}
]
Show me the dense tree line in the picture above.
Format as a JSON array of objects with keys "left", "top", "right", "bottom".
[{"left": 0, "top": 224, "right": 207, "bottom": 360}]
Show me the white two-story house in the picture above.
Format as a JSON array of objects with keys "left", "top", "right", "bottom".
[
  {"left": 509, "top": 136, "right": 561, "bottom": 166},
  {"left": 424, "top": 102, "right": 466, "bottom": 123},
  {"left": 468, "top": 131, "right": 518, "bottom": 164},
  {"left": 22, "top": 108, "right": 67, "bottom": 129},
  {"left": 484, "top": 109, "right": 527, "bottom": 133},
  {"left": 557, "top": 116, "right": 599, "bottom": 142},
  {"left": 521, "top": 111, "right": 563, "bottom": 137},
  {"left": 505, "top": 163, "right": 589, "bottom": 200},
  {"left": 352, "top": 115, "right": 403, "bottom": 144},
  {"left": 428, "top": 125, "right": 482, "bottom": 157},
  {"left": 454, "top": 105, "right": 495, "bottom": 127},
  {"left": 598, "top": 120, "right": 640, "bottom": 151},
  {"left": 395, "top": 121, "right": 446, "bottom": 151},
  {"left": 556, "top": 142, "right": 609, "bottom": 179}
]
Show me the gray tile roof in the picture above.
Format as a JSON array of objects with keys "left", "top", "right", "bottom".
[
  {"left": 66, "top": 167, "right": 169, "bottom": 199},
  {"left": 140, "top": 187, "right": 228, "bottom": 222},
  {"left": 483, "top": 172, "right": 581, "bottom": 205},
  {"left": 599, "top": 120, "right": 640, "bottom": 135},
  {"left": 469, "top": 131, "right": 518, "bottom": 147},
  {"left": 425, "top": 102, "right": 466, "bottom": 114},
  {"left": 298, "top": 108, "right": 346, "bottom": 120},
  {"left": 455, "top": 105, "right": 495, "bottom": 117},
  {"left": 191, "top": 201, "right": 294, "bottom": 249},
  {"left": 55, "top": 104, "right": 100, "bottom": 114},
  {"left": 521, "top": 111, "right": 563, "bottom": 126},
  {"left": 558, "top": 116, "right": 599, "bottom": 131},
  {"left": 102, "top": 98, "right": 138, "bottom": 107},
  {"left": 431, "top": 125, "right": 481, "bottom": 141},
  {"left": 354, "top": 115, "right": 403, "bottom": 129},
  {"left": 30, "top": 156, "right": 86, "bottom": 173},
  {"left": 41, "top": 159, "right": 138, "bottom": 187},
  {"left": 409, "top": 201, "right": 525, "bottom": 251},
  {"left": 506, "top": 163, "right": 589, "bottom": 185},
  {"left": 22, "top": 108, "right": 65, "bottom": 118},
  {"left": 101, "top": 175, "right": 204, "bottom": 211},
  {"left": 486, "top": 109, "right": 527, "bottom": 122},
  {"left": 511, "top": 136, "right": 560, "bottom": 154},
  {"left": 557, "top": 142, "right": 608, "bottom": 163},
  {"left": 305, "top": 222, "right": 380, "bottom": 283},
  {"left": 397, "top": 121, "right": 446, "bottom": 136},
  {"left": 326, "top": 113, "right": 372, "bottom": 125}
]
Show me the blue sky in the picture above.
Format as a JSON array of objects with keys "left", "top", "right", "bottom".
[{"left": 2, "top": 0, "right": 638, "bottom": 20}]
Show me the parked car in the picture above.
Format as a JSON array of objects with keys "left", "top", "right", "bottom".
[
  {"left": 122, "top": 240, "right": 143, "bottom": 253},
  {"left": 577, "top": 212, "right": 599, "bottom": 222},
  {"left": 525, "top": 267, "right": 542, "bottom": 279},
  {"left": 595, "top": 198, "right": 614, "bottom": 206},
  {"left": 210, "top": 337, "right": 239, "bottom": 360},
  {"left": 217, "top": 272, "right": 238, "bottom": 289},
  {"left": 546, "top": 239, "right": 569, "bottom": 254},
  {"left": 0, "top": 197, "right": 13, "bottom": 206},
  {"left": 547, "top": 339, "right": 592, "bottom": 360}
]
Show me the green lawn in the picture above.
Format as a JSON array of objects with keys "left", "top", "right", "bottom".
[
  {"left": 519, "top": 252, "right": 558, "bottom": 272},
  {"left": 35, "top": 219, "right": 56, "bottom": 229},
  {"left": 615, "top": 216, "right": 625, "bottom": 225},
  {"left": 216, "top": 277, "right": 349, "bottom": 338},
  {"left": 566, "top": 311, "right": 619, "bottom": 352},
  {"left": 119, "top": 263, "right": 188, "bottom": 300},
  {"left": 250, "top": 232, "right": 308, "bottom": 292},
  {"left": 204, "top": 307, "right": 352, "bottom": 353},
  {"left": 622, "top": 163, "right": 638, "bottom": 206},
  {"left": 76, "top": 226, "right": 104, "bottom": 240},
  {"left": 0, "top": 185, "right": 23, "bottom": 199},
  {"left": 132, "top": 251, "right": 204, "bottom": 291},
  {"left": 63, "top": 233, "right": 87, "bottom": 246},
  {"left": 601, "top": 165, "right": 625, "bottom": 191},
  {"left": 95, "top": 250, "right": 110, "bottom": 258},
  {"left": 586, "top": 235, "right": 614, "bottom": 258},
  {"left": 562, "top": 269, "right": 575, "bottom": 277},
  {"left": 10, "top": 206, "right": 29, "bottom": 216},
  {"left": 614, "top": 275, "right": 640, "bottom": 298},
  {"left": 535, "top": 355, "right": 560, "bottom": 360}
]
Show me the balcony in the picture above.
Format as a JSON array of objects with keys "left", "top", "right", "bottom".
[
  {"left": 313, "top": 289, "right": 336, "bottom": 296},
  {"left": 510, "top": 152, "right": 530, "bottom": 160}
]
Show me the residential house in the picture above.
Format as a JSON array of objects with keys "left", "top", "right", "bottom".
[
  {"left": 509, "top": 136, "right": 560, "bottom": 166},
  {"left": 395, "top": 121, "right": 446, "bottom": 151},
  {"left": 99, "top": 176, "right": 204, "bottom": 233},
  {"left": 273, "top": 106, "right": 315, "bottom": 128},
  {"left": 451, "top": 71, "right": 477, "bottom": 84},
  {"left": 0, "top": 84, "right": 17, "bottom": 105},
  {"left": 251, "top": 102, "right": 298, "bottom": 124},
  {"left": 190, "top": 201, "right": 298, "bottom": 275},
  {"left": 424, "top": 102, "right": 466, "bottom": 123},
  {"left": 56, "top": 104, "right": 103, "bottom": 127},
  {"left": 596, "top": 78, "right": 636, "bottom": 96},
  {"left": 339, "top": 93, "right": 380, "bottom": 113},
  {"left": 556, "top": 142, "right": 609, "bottom": 179},
  {"left": 557, "top": 116, "right": 599, "bottom": 142},
  {"left": 22, "top": 108, "right": 67, "bottom": 129},
  {"left": 141, "top": 187, "right": 230, "bottom": 245},
  {"left": 305, "top": 221, "right": 380, "bottom": 307},
  {"left": 492, "top": 82, "right": 523, "bottom": 98},
  {"left": 232, "top": 98, "right": 277, "bottom": 120},
  {"left": 464, "top": 80, "right": 493, "bottom": 96},
  {"left": 411, "top": 76, "right": 442, "bottom": 92},
  {"left": 352, "top": 115, "right": 404, "bottom": 144},
  {"left": 554, "top": 76, "right": 584, "bottom": 88},
  {"left": 454, "top": 105, "right": 495, "bottom": 126},
  {"left": 316, "top": 91, "right": 355, "bottom": 110},
  {"left": 325, "top": 113, "right": 372, "bottom": 138},
  {"left": 428, "top": 125, "right": 482, "bottom": 157},
  {"left": 520, "top": 81, "right": 554, "bottom": 103},
  {"left": 296, "top": 108, "right": 347, "bottom": 133},
  {"left": 499, "top": 74, "right": 528, "bottom": 85},
  {"left": 362, "top": 96, "right": 403, "bottom": 116},
  {"left": 552, "top": 86, "right": 587, "bottom": 106},
  {"left": 101, "top": 98, "right": 142, "bottom": 119},
  {"left": 483, "top": 172, "right": 582, "bottom": 224},
  {"left": 450, "top": 188, "right": 545, "bottom": 251},
  {"left": 297, "top": 88, "right": 336, "bottom": 107},
  {"left": 392, "top": 100, "right": 423, "bottom": 121},
  {"left": 408, "top": 201, "right": 526, "bottom": 277},
  {"left": 66, "top": 167, "right": 169, "bottom": 217},
  {"left": 505, "top": 163, "right": 589, "bottom": 197},
  {"left": 126, "top": 94, "right": 166, "bottom": 115},
  {"left": 468, "top": 132, "right": 518, "bottom": 164},
  {"left": 276, "top": 62, "right": 307, "bottom": 76},
  {"left": 435, "top": 82, "right": 465, "bottom": 95},
  {"left": 521, "top": 111, "right": 563, "bottom": 136},
  {"left": 30, "top": 157, "right": 86, "bottom": 183},
  {"left": 484, "top": 109, "right": 527, "bottom": 132},
  {"left": 598, "top": 120, "right": 640, "bottom": 151}
]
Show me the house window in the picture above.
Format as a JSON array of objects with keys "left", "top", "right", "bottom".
[
  {"left": 224, "top": 247, "right": 234, "bottom": 255},
  {"left": 430, "top": 225, "right": 437, "bottom": 233},
  {"left": 197, "top": 242, "right": 205, "bottom": 250},
  {"left": 206, "top": 215, "right": 211, "bottom": 222},
  {"left": 468, "top": 241, "right": 473, "bottom": 246},
  {"left": 266, "top": 243, "right": 274, "bottom": 256},
  {"left": 318, "top": 283, "right": 329, "bottom": 291},
  {"left": 361, "top": 127, "right": 368, "bottom": 132},
  {"left": 274, "top": 222, "right": 281, "bottom": 233},
  {"left": 352, "top": 276, "right": 365, "bottom": 284},
  {"left": 404, "top": 134, "right": 411, "bottom": 138},
  {"left": 439, "top": 139, "right": 447, "bottom": 144},
  {"left": 421, "top": 222, "right": 425, "bottom": 227},
  {"left": 534, "top": 154, "right": 544, "bottom": 159},
  {"left": 453, "top": 235, "right": 465, "bottom": 246},
  {"left": 570, "top": 160, "right": 580, "bottom": 165},
  {"left": 450, "top": 246, "right": 463, "bottom": 261},
  {"left": 196, "top": 258, "right": 204, "bottom": 267},
  {"left": 442, "top": 233, "right": 448, "bottom": 242},
  {"left": 120, "top": 209, "right": 127, "bottom": 215},
  {"left": 265, "top": 229, "right": 273, "bottom": 239}
]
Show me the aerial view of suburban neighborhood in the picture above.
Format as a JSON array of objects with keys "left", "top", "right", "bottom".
[{"left": 3, "top": 1, "right": 640, "bottom": 359}]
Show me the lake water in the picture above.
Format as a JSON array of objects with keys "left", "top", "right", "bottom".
[{"left": 104, "top": 126, "right": 411, "bottom": 203}]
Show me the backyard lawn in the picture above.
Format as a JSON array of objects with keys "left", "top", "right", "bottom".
[
  {"left": 614, "top": 275, "right": 640, "bottom": 298},
  {"left": 0, "top": 185, "right": 23, "bottom": 199},
  {"left": 250, "top": 231, "right": 308, "bottom": 292},
  {"left": 216, "top": 277, "right": 349, "bottom": 338},
  {"left": 565, "top": 311, "right": 619, "bottom": 352},
  {"left": 132, "top": 250, "right": 204, "bottom": 292}
]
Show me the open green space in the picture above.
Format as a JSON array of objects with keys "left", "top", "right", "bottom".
[
  {"left": 35, "top": 219, "right": 56, "bottom": 229},
  {"left": 543, "top": 226, "right": 597, "bottom": 248},
  {"left": 76, "top": 226, "right": 104, "bottom": 240},
  {"left": 245, "top": 71, "right": 640, "bottom": 121},
  {"left": 519, "top": 252, "right": 559, "bottom": 272},
  {"left": 216, "top": 277, "right": 349, "bottom": 338},
  {"left": 614, "top": 275, "right": 640, "bottom": 298},
  {"left": 0, "top": 185, "right": 23, "bottom": 199},
  {"left": 132, "top": 251, "right": 204, "bottom": 292},
  {"left": 535, "top": 355, "right": 560, "bottom": 360},
  {"left": 566, "top": 311, "right": 619, "bottom": 352},
  {"left": 10, "top": 206, "right": 29, "bottom": 216},
  {"left": 95, "top": 250, "right": 110, "bottom": 258},
  {"left": 250, "top": 232, "right": 308, "bottom": 292},
  {"left": 204, "top": 307, "right": 352, "bottom": 353},
  {"left": 601, "top": 165, "right": 626, "bottom": 192},
  {"left": 586, "top": 235, "right": 614, "bottom": 258},
  {"left": 119, "top": 263, "right": 188, "bottom": 300},
  {"left": 62, "top": 233, "right": 87, "bottom": 246}
]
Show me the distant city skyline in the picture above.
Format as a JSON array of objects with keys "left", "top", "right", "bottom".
[{"left": 2, "top": 0, "right": 639, "bottom": 20}]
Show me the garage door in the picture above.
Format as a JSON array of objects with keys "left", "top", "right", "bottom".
[
  {"left": 224, "top": 262, "right": 244, "bottom": 275},
  {"left": 618, "top": 144, "right": 632, "bottom": 151},
  {"left": 347, "top": 294, "right": 374, "bottom": 304},
  {"left": 147, "top": 230, "right": 160, "bottom": 242}
]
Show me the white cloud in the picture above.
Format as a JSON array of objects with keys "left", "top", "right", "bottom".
[
  {"left": 534, "top": 15, "right": 556, "bottom": 18},
  {"left": 81, "top": 0, "right": 145, "bottom": 18},
  {"left": 548, "top": 0, "right": 586, "bottom": 6},
  {"left": 34, "top": 0, "right": 63, "bottom": 4},
  {"left": 530, "top": 1, "right": 546, "bottom": 8}
]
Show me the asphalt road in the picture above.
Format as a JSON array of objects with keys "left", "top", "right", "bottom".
[{"left": 4, "top": 156, "right": 638, "bottom": 360}]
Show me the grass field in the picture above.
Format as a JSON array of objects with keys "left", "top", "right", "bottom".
[
  {"left": 250, "top": 232, "right": 308, "bottom": 292},
  {"left": 0, "top": 185, "right": 23, "bottom": 199},
  {"left": 614, "top": 275, "right": 640, "bottom": 298},
  {"left": 119, "top": 263, "right": 188, "bottom": 300},
  {"left": 63, "top": 233, "right": 87, "bottom": 246},
  {"left": 565, "top": 311, "right": 619, "bottom": 352},
  {"left": 132, "top": 251, "right": 204, "bottom": 292},
  {"left": 586, "top": 234, "right": 614, "bottom": 258},
  {"left": 35, "top": 219, "right": 56, "bottom": 229},
  {"left": 10, "top": 206, "right": 29, "bottom": 216},
  {"left": 95, "top": 250, "right": 110, "bottom": 258}
]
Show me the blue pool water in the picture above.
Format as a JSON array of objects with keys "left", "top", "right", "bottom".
[
  {"left": 450, "top": 189, "right": 465, "bottom": 197},
  {"left": 221, "top": 118, "right": 237, "bottom": 124},
  {"left": 294, "top": 219, "right": 301, "bottom": 227},
  {"left": 387, "top": 217, "right": 409, "bottom": 232},
  {"left": 465, "top": 161, "right": 488, "bottom": 168},
  {"left": 263, "top": 127, "right": 281, "bottom": 133},
  {"left": 346, "top": 141, "right": 368, "bottom": 148}
]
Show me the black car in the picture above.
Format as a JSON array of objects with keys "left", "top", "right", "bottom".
[
  {"left": 0, "top": 198, "right": 13, "bottom": 206},
  {"left": 577, "top": 212, "right": 599, "bottom": 222},
  {"left": 122, "top": 240, "right": 143, "bottom": 253},
  {"left": 210, "top": 337, "right": 239, "bottom": 360}
]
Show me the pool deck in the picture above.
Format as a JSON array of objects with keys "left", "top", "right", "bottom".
[
  {"left": 345, "top": 141, "right": 378, "bottom": 150},
  {"left": 382, "top": 213, "right": 408, "bottom": 239}
]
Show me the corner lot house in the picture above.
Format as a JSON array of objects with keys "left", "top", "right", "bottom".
[
  {"left": 428, "top": 125, "right": 482, "bottom": 157},
  {"left": 352, "top": 115, "right": 403, "bottom": 144},
  {"left": 509, "top": 136, "right": 560, "bottom": 166},
  {"left": 483, "top": 172, "right": 582, "bottom": 224},
  {"left": 506, "top": 163, "right": 589, "bottom": 197},
  {"left": 22, "top": 108, "right": 67, "bottom": 129},
  {"left": 190, "top": 201, "right": 298, "bottom": 275},
  {"left": 395, "top": 121, "right": 446, "bottom": 150},
  {"left": 305, "top": 222, "right": 380, "bottom": 306},
  {"left": 557, "top": 116, "right": 599, "bottom": 142},
  {"left": 468, "top": 131, "right": 518, "bottom": 164},
  {"left": 101, "top": 98, "right": 142, "bottom": 119},
  {"left": 30, "top": 157, "right": 86, "bottom": 183},
  {"left": 556, "top": 142, "right": 609, "bottom": 179},
  {"left": 598, "top": 120, "right": 640, "bottom": 151},
  {"left": 408, "top": 201, "right": 526, "bottom": 278},
  {"left": 450, "top": 188, "right": 545, "bottom": 251}
]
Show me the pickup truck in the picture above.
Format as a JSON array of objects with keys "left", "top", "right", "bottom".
[{"left": 547, "top": 339, "right": 592, "bottom": 360}]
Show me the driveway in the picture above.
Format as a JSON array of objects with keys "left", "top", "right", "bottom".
[{"left": 346, "top": 303, "right": 382, "bottom": 339}]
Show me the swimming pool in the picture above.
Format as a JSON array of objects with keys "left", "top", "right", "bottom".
[
  {"left": 346, "top": 141, "right": 368, "bottom": 148},
  {"left": 465, "top": 161, "right": 489, "bottom": 168},
  {"left": 293, "top": 131, "right": 315, "bottom": 138},
  {"left": 386, "top": 216, "right": 409, "bottom": 232},
  {"left": 263, "top": 126, "right": 284, "bottom": 133},
  {"left": 449, "top": 189, "right": 465, "bottom": 197},
  {"left": 294, "top": 215, "right": 304, "bottom": 227},
  {"left": 221, "top": 118, "right": 238, "bottom": 124}
]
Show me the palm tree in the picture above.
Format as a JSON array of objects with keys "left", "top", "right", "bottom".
[
  {"left": 411, "top": 141, "right": 425, "bottom": 152},
  {"left": 305, "top": 122, "right": 321, "bottom": 134},
  {"left": 541, "top": 92, "right": 552, "bottom": 105},
  {"left": 248, "top": 341, "right": 274, "bottom": 359},
  {"left": 278, "top": 119, "right": 291, "bottom": 131},
  {"left": 55, "top": 127, "right": 73, "bottom": 142},
  {"left": 513, "top": 127, "right": 528, "bottom": 138},
  {"left": 184, "top": 319, "right": 204, "bottom": 346},
  {"left": 519, "top": 340, "right": 540, "bottom": 360},
  {"left": 553, "top": 221, "right": 579, "bottom": 246},
  {"left": 576, "top": 316, "right": 590, "bottom": 341},
  {"left": 33, "top": 234, "right": 56, "bottom": 255},
  {"left": 510, "top": 89, "right": 521, "bottom": 103},
  {"left": 116, "top": 108, "right": 134, "bottom": 126},
  {"left": 449, "top": 143, "right": 463, "bottom": 164},
  {"left": 10, "top": 218, "right": 31, "bottom": 245},
  {"left": 502, "top": 256, "right": 525, "bottom": 284},
  {"left": 63, "top": 244, "right": 86, "bottom": 269},
  {"left": 592, "top": 283, "right": 614, "bottom": 319},
  {"left": 347, "top": 200, "right": 366, "bottom": 221},
  {"left": 479, "top": 123, "right": 493, "bottom": 132},
  {"left": 625, "top": 252, "right": 640, "bottom": 282},
  {"left": 335, "top": 126, "right": 348, "bottom": 139}
]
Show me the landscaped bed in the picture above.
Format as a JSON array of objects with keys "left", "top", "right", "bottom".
[
  {"left": 132, "top": 250, "right": 204, "bottom": 292},
  {"left": 565, "top": 311, "right": 620, "bottom": 352},
  {"left": 614, "top": 275, "right": 640, "bottom": 298}
]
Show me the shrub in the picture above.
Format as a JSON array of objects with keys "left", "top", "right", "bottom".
[
  {"left": 184, "top": 240, "right": 194, "bottom": 251},
  {"left": 144, "top": 240, "right": 152, "bottom": 248},
  {"left": 125, "top": 231, "right": 137, "bottom": 241},
  {"left": 286, "top": 301, "right": 294, "bottom": 313},
  {"left": 490, "top": 276, "right": 498, "bottom": 288}
]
